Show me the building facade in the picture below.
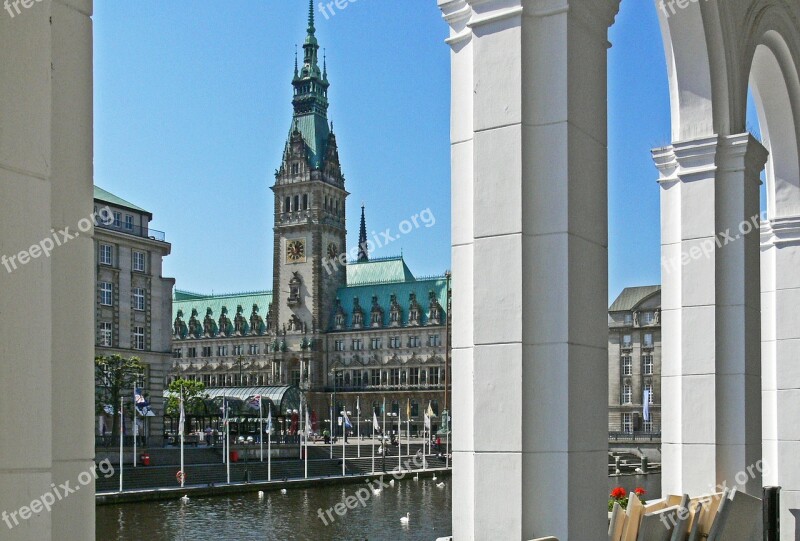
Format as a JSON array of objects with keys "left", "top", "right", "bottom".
[
  {"left": 168, "top": 7, "right": 449, "bottom": 437},
  {"left": 94, "top": 186, "right": 174, "bottom": 445},
  {"left": 608, "top": 286, "right": 661, "bottom": 440}
]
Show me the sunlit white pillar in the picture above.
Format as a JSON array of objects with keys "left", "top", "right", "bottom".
[
  {"left": 0, "top": 1, "right": 95, "bottom": 540},
  {"left": 655, "top": 134, "right": 766, "bottom": 498},
  {"left": 440, "top": 0, "right": 619, "bottom": 538}
]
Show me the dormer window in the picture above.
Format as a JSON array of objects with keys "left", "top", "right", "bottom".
[
  {"left": 352, "top": 297, "right": 364, "bottom": 329},
  {"left": 408, "top": 293, "right": 422, "bottom": 326},
  {"left": 292, "top": 163, "right": 300, "bottom": 175}
]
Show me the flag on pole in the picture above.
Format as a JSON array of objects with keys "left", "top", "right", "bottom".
[
  {"left": 406, "top": 399, "right": 411, "bottom": 420},
  {"left": 643, "top": 389, "right": 651, "bottom": 422},
  {"left": 134, "top": 388, "right": 150, "bottom": 416},
  {"left": 427, "top": 402, "right": 436, "bottom": 418},
  {"left": 248, "top": 395, "right": 262, "bottom": 412},
  {"left": 266, "top": 405, "right": 273, "bottom": 433},
  {"left": 306, "top": 408, "right": 313, "bottom": 437},
  {"left": 356, "top": 397, "right": 360, "bottom": 415},
  {"left": 373, "top": 410, "right": 380, "bottom": 432},
  {"left": 178, "top": 393, "right": 186, "bottom": 435},
  {"left": 343, "top": 409, "right": 353, "bottom": 430},
  {"left": 424, "top": 410, "right": 431, "bottom": 431}
]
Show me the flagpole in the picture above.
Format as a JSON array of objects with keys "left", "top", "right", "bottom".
[
  {"left": 329, "top": 394, "right": 333, "bottom": 459},
  {"left": 180, "top": 388, "right": 185, "bottom": 489},
  {"left": 119, "top": 396, "right": 124, "bottom": 493},
  {"left": 406, "top": 399, "right": 411, "bottom": 463},
  {"left": 259, "top": 396, "right": 263, "bottom": 462},
  {"left": 382, "top": 397, "right": 386, "bottom": 464},
  {"left": 304, "top": 402, "right": 309, "bottom": 480},
  {"left": 371, "top": 408, "right": 375, "bottom": 474},
  {"left": 356, "top": 396, "right": 361, "bottom": 458},
  {"left": 341, "top": 407, "right": 346, "bottom": 478},
  {"left": 222, "top": 398, "right": 226, "bottom": 465},
  {"left": 225, "top": 398, "right": 230, "bottom": 485},
  {"left": 267, "top": 403, "right": 272, "bottom": 482},
  {"left": 398, "top": 405, "right": 402, "bottom": 472},
  {"left": 133, "top": 384, "right": 137, "bottom": 468}
]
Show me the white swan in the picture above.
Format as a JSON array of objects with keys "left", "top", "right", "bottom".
[
  {"left": 180, "top": 495, "right": 190, "bottom": 503},
  {"left": 400, "top": 512, "right": 410, "bottom": 524},
  {"left": 436, "top": 482, "right": 445, "bottom": 488},
  {"left": 280, "top": 488, "right": 287, "bottom": 495},
  {"left": 432, "top": 474, "right": 437, "bottom": 481},
  {"left": 389, "top": 479, "right": 395, "bottom": 487},
  {"left": 372, "top": 487, "right": 382, "bottom": 495},
  {"left": 258, "top": 491, "right": 264, "bottom": 499},
  {"left": 413, "top": 473, "right": 419, "bottom": 482}
]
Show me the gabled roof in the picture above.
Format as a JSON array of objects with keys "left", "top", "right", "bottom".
[
  {"left": 346, "top": 255, "right": 416, "bottom": 286},
  {"left": 172, "top": 290, "right": 273, "bottom": 321},
  {"left": 609, "top": 285, "right": 661, "bottom": 312},
  {"left": 93, "top": 186, "right": 151, "bottom": 217}
]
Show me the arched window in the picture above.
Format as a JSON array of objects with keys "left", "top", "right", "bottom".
[
  {"left": 294, "top": 195, "right": 300, "bottom": 212},
  {"left": 285, "top": 197, "right": 291, "bottom": 213},
  {"left": 303, "top": 194, "right": 309, "bottom": 210}
]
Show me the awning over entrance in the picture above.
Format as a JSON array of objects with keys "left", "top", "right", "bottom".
[{"left": 163, "top": 386, "right": 303, "bottom": 418}]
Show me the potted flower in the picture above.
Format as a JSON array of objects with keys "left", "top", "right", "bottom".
[{"left": 608, "top": 486, "right": 647, "bottom": 511}]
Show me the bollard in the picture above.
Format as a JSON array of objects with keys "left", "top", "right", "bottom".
[{"left": 763, "top": 486, "right": 780, "bottom": 541}]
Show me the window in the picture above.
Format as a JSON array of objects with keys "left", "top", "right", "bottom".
[
  {"left": 643, "top": 355, "right": 654, "bottom": 375},
  {"left": 172, "top": 348, "right": 182, "bottom": 359},
  {"left": 285, "top": 196, "right": 291, "bottom": 212},
  {"left": 292, "top": 163, "right": 299, "bottom": 175},
  {"left": 643, "top": 333, "right": 654, "bottom": 348},
  {"left": 371, "top": 369, "right": 381, "bottom": 386},
  {"left": 622, "top": 356, "right": 632, "bottom": 376},
  {"left": 132, "top": 288, "right": 145, "bottom": 311},
  {"left": 249, "top": 344, "right": 260, "bottom": 355},
  {"left": 370, "top": 337, "right": 381, "bottom": 350},
  {"left": 352, "top": 338, "right": 363, "bottom": 351},
  {"left": 411, "top": 401, "right": 419, "bottom": 417},
  {"left": 622, "top": 334, "right": 632, "bottom": 348},
  {"left": 334, "top": 340, "right": 345, "bottom": 352},
  {"left": 409, "top": 336, "right": 420, "bottom": 348},
  {"left": 99, "top": 244, "right": 113, "bottom": 265},
  {"left": 233, "top": 345, "right": 243, "bottom": 356},
  {"left": 187, "top": 347, "right": 197, "bottom": 358},
  {"left": 644, "top": 383, "right": 654, "bottom": 404},
  {"left": 409, "top": 367, "right": 420, "bottom": 385},
  {"left": 642, "top": 311, "right": 654, "bottom": 325},
  {"left": 100, "top": 322, "right": 112, "bottom": 347},
  {"left": 429, "top": 367, "right": 440, "bottom": 386},
  {"left": 125, "top": 215, "right": 134, "bottom": 230},
  {"left": 334, "top": 371, "right": 344, "bottom": 388},
  {"left": 100, "top": 282, "right": 113, "bottom": 306},
  {"left": 294, "top": 195, "right": 300, "bottom": 212},
  {"left": 390, "top": 369, "right": 401, "bottom": 386},
  {"left": 429, "top": 334, "right": 441, "bottom": 347},
  {"left": 303, "top": 194, "right": 308, "bottom": 210},
  {"left": 132, "top": 327, "right": 145, "bottom": 350},
  {"left": 218, "top": 346, "right": 228, "bottom": 357},
  {"left": 291, "top": 370, "right": 301, "bottom": 387},
  {"left": 643, "top": 419, "right": 654, "bottom": 433},
  {"left": 624, "top": 313, "right": 632, "bottom": 326},
  {"left": 113, "top": 212, "right": 121, "bottom": 227},
  {"left": 622, "top": 413, "right": 633, "bottom": 433},
  {"left": 353, "top": 370, "right": 363, "bottom": 387},
  {"left": 202, "top": 346, "right": 212, "bottom": 358},
  {"left": 389, "top": 336, "right": 400, "bottom": 349},
  {"left": 622, "top": 384, "right": 632, "bottom": 404},
  {"left": 132, "top": 251, "right": 145, "bottom": 272}
]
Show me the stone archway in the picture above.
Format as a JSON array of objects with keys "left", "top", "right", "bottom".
[{"left": 439, "top": 0, "right": 800, "bottom": 539}]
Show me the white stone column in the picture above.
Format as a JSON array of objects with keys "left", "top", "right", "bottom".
[
  {"left": 0, "top": 1, "right": 94, "bottom": 540},
  {"left": 761, "top": 217, "right": 800, "bottom": 538},
  {"left": 655, "top": 134, "right": 766, "bottom": 498},
  {"left": 441, "top": 0, "right": 619, "bottom": 538}
]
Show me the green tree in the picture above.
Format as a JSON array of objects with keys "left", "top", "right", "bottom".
[
  {"left": 95, "top": 354, "right": 146, "bottom": 445},
  {"left": 165, "top": 379, "right": 208, "bottom": 422}
]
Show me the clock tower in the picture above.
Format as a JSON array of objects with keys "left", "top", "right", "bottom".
[{"left": 272, "top": 0, "right": 348, "bottom": 338}]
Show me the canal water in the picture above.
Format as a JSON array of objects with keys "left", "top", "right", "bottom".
[{"left": 96, "top": 478, "right": 452, "bottom": 541}]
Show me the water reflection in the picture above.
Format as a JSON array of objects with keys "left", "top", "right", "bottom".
[{"left": 97, "top": 478, "right": 452, "bottom": 541}]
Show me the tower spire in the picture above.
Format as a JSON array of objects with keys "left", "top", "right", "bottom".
[
  {"left": 358, "top": 204, "right": 369, "bottom": 262},
  {"left": 308, "top": 0, "right": 315, "bottom": 34}
]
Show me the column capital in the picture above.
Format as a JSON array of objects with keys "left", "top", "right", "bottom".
[
  {"left": 717, "top": 133, "right": 769, "bottom": 184},
  {"left": 652, "top": 135, "right": 721, "bottom": 185},
  {"left": 762, "top": 216, "right": 800, "bottom": 247}
]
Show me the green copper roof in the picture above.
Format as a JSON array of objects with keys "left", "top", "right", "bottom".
[
  {"left": 172, "top": 289, "right": 273, "bottom": 321},
  {"left": 292, "top": 115, "right": 330, "bottom": 169},
  {"left": 609, "top": 285, "right": 661, "bottom": 312},
  {"left": 333, "top": 276, "right": 448, "bottom": 329},
  {"left": 346, "top": 256, "right": 416, "bottom": 286},
  {"left": 93, "top": 186, "right": 151, "bottom": 216}
]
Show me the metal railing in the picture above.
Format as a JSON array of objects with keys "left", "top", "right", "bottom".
[
  {"left": 96, "top": 221, "right": 166, "bottom": 242},
  {"left": 609, "top": 431, "right": 661, "bottom": 442}
]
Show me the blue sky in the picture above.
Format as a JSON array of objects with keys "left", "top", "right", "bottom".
[{"left": 94, "top": 2, "right": 753, "bottom": 303}]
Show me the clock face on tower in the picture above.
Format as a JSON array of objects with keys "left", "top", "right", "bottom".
[
  {"left": 327, "top": 242, "right": 338, "bottom": 260},
  {"left": 286, "top": 239, "right": 306, "bottom": 263}
]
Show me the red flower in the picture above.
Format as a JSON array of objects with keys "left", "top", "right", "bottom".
[
  {"left": 610, "top": 487, "right": 627, "bottom": 499},
  {"left": 634, "top": 487, "right": 647, "bottom": 496}
]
